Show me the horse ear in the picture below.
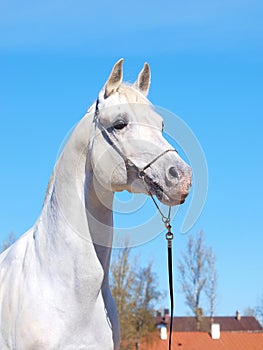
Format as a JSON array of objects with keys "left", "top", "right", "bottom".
[
  {"left": 104, "top": 58, "right": 124, "bottom": 98},
  {"left": 134, "top": 62, "right": 151, "bottom": 96}
]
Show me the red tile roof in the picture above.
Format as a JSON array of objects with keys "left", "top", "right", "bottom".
[
  {"left": 141, "top": 331, "right": 263, "bottom": 350},
  {"left": 155, "top": 316, "right": 263, "bottom": 332}
]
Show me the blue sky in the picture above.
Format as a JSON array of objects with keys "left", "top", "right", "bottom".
[{"left": 0, "top": 1, "right": 263, "bottom": 316}]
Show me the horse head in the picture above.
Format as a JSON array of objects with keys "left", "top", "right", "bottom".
[{"left": 90, "top": 59, "right": 192, "bottom": 206}]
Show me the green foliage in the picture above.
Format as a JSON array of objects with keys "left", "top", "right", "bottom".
[{"left": 110, "top": 247, "right": 162, "bottom": 349}]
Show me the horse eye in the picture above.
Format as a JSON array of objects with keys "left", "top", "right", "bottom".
[{"left": 113, "top": 120, "right": 128, "bottom": 130}]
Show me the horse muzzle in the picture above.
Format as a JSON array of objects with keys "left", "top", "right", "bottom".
[{"left": 147, "top": 163, "right": 192, "bottom": 206}]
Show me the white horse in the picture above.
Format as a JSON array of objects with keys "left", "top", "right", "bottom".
[{"left": 0, "top": 59, "right": 192, "bottom": 350}]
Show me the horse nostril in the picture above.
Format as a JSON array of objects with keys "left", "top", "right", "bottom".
[{"left": 169, "top": 166, "right": 179, "bottom": 179}]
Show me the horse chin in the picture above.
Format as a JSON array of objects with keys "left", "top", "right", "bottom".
[
  {"left": 143, "top": 176, "right": 186, "bottom": 206},
  {"left": 124, "top": 175, "right": 189, "bottom": 207},
  {"left": 156, "top": 191, "right": 186, "bottom": 207}
]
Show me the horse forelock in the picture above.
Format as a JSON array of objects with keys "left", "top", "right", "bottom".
[{"left": 117, "top": 84, "right": 150, "bottom": 104}]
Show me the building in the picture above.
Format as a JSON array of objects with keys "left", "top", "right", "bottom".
[
  {"left": 156, "top": 311, "right": 263, "bottom": 332},
  {"left": 141, "top": 331, "right": 263, "bottom": 349},
  {"left": 139, "top": 311, "right": 263, "bottom": 349}
]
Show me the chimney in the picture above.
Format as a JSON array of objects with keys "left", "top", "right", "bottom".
[
  {"left": 236, "top": 310, "right": 241, "bottom": 321},
  {"left": 156, "top": 310, "right": 162, "bottom": 317},
  {"left": 159, "top": 325, "right": 168, "bottom": 340},
  {"left": 164, "top": 308, "right": 169, "bottom": 316},
  {"left": 163, "top": 309, "right": 170, "bottom": 324},
  {"left": 211, "top": 323, "right": 220, "bottom": 340}
]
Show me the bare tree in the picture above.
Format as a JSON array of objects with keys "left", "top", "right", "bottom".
[
  {"left": 110, "top": 247, "right": 162, "bottom": 349},
  {"left": 256, "top": 293, "right": 263, "bottom": 326},
  {"left": 132, "top": 263, "right": 162, "bottom": 347},
  {"left": 244, "top": 307, "right": 256, "bottom": 317},
  {"left": 110, "top": 246, "right": 137, "bottom": 348},
  {"left": 0, "top": 232, "right": 16, "bottom": 253},
  {"left": 205, "top": 247, "right": 218, "bottom": 320},
  {"left": 178, "top": 231, "right": 218, "bottom": 326}
]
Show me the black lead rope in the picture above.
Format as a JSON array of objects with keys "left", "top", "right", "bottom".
[
  {"left": 147, "top": 191, "right": 174, "bottom": 350},
  {"left": 165, "top": 223, "right": 174, "bottom": 350}
]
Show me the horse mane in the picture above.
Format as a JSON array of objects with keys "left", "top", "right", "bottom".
[{"left": 43, "top": 170, "right": 55, "bottom": 206}]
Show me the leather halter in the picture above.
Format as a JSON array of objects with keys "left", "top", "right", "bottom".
[{"left": 93, "top": 99, "right": 177, "bottom": 193}]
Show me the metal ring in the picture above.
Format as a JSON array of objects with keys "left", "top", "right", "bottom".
[
  {"left": 139, "top": 170, "right": 145, "bottom": 178},
  {"left": 166, "top": 232, "right": 174, "bottom": 240},
  {"left": 162, "top": 217, "right": 170, "bottom": 224}
]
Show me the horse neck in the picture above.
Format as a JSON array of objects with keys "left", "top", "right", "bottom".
[
  {"left": 85, "top": 168, "right": 114, "bottom": 281},
  {"left": 35, "top": 112, "right": 114, "bottom": 288}
]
